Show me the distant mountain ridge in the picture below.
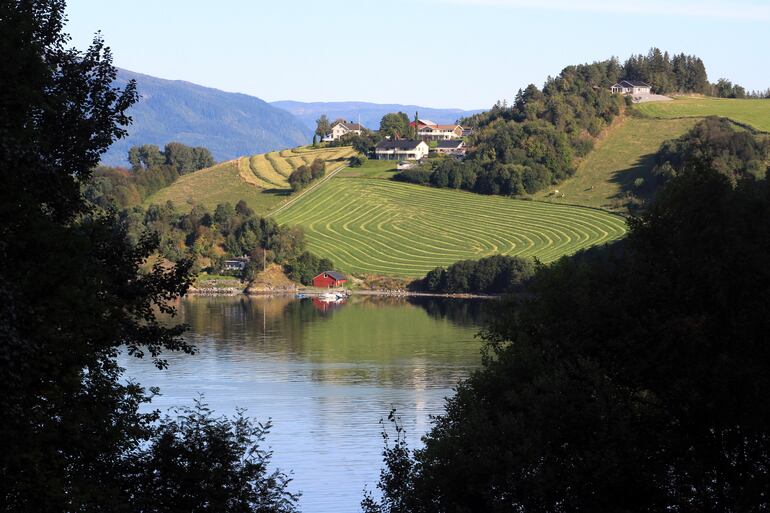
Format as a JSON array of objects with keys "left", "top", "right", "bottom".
[
  {"left": 103, "top": 69, "right": 312, "bottom": 166},
  {"left": 271, "top": 100, "right": 485, "bottom": 131}
]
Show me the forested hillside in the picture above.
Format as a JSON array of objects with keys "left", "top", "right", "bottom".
[
  {"left": 396, "top": 49, "right": 727, "bottom": 199},
  {"left": 102, "top": 69, "right": 312, "bottom": 166}
]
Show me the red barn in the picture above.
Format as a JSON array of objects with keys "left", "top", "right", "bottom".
[{"left": 312, "top": 271, "right": 347, "bottom": 288}]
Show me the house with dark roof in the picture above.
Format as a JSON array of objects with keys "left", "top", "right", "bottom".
[
  {"left": 374, "top": 140, "right": 430, "bottom": 161},
  {"left": 312, "top": 271, "right": 348, "bottom": 288},
  {"left": 431, "top": 139, "right": 466, "bottom": 157},
  {"left": 323, "top": 121, "right": 364, "bottom": 142},
  {"left": 611, "top": 80, "right": 652, "bottom": 95}
]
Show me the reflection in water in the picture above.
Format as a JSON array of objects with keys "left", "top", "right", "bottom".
[{"left": 122, "top": 295, "right": 490, "bottom": 513}]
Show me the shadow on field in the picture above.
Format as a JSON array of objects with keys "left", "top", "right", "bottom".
[
  {"left": 264, "top": 189, "right": 292, "bottom": 197},
  {"left": 608, "top": 152, "right": 659, "bottom": 213}
]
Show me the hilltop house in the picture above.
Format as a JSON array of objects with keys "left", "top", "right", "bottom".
[
  {"left": 418, "top": 124, "right": 464, "bottom": 141},
  {"left": 323, "top": 121, "right": 363, "bottom": 142},
  {"left": 610, "top": 80, "right": 652, "bottom": 95},
  {"left": 375, "top": 140, "right": 430, "bottom": 161},
  {"left": 313, "top": 271, "right": 347, "bottom": 288},
  {"left": 431, "top": 139, "right": 466, "bottom": 157}
]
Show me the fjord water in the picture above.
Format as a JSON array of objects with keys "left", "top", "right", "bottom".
[{"left": 120, "top": 295, "right": 489, "bottom": 513}]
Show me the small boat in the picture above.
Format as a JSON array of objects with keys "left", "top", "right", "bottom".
[
  {"left": 296, "top": 293, "right": 308, "bottom": 299},
  {"left": 319, "top": 292, "right": 339, "bottom": 301}
]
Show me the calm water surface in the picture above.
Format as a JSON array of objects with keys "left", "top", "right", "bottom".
[{"left": 120, "top": 295, "right": 490, "bottom": 513}]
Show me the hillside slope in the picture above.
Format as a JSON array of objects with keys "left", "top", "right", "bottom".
[
  {"left": 274, "top": 167, "right": 627, "bottom": 277},
  {"left": 545, "top": 117, "right": 697, "bottom": 211},
  {"left": 145, "top": 146, "right": 356, "bottom": 213},
  {"left": 543, "top": 97, "right": 770, "bottom": 212},
  {"left": 271, "top": 100, "right": 483, "bottom": 130},
  {"left": 103, "top": 69, "right": 312, "bottom": 166}
]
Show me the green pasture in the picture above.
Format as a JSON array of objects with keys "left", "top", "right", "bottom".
[
  {"left": 336, "top": 159, "right": 398, "bottom": 179},
  {"left": 274, "top": 178, "right": 627, "bottom": 277},
  {"left": 550, "top": 117, "right": 697, "bottom": 211},
  {"left": 635, "top": 96, "right": 770, "bottom": 132}
]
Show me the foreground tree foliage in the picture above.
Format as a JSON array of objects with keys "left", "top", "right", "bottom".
[
  {"left": 365, "top": 165, "right": 770, "bottom": 512},
  {"left": 130, "top": 400, "right": 299, "bottom": 512},
  {"left": 0, "top": 1, "right": 297, "bottom": 511}
]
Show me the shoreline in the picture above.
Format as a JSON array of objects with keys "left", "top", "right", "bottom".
[{"left": 187, "top": 286, "right": 499, "bottom": 300}]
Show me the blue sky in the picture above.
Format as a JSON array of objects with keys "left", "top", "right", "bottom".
[{"left": 64, "top": 0, "right": 770, "bottom": 110}]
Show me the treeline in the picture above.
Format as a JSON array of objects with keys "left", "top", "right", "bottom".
[
  {"left": 652, "top": 116, "right": 770, "bottom": 188},
  {"left": 121, "top": 199, "right": 332, "bottom": 284},
  {"left": 288, "top": 158, "right": 325, "bottom": 191},
  {"left": 623, "top": 48, "right": 709, "bottom": 94},
  {"left": 85, "top": 142, "right": 214, "bottom": 208},
  {"left": 712, "top": 78, "right": 770, "bottom": 99},
  {"left": 622, "top": 49, "right": 764, "bottom": 98},
  {"left": 410, "top": 255, "right": 535, "bottom": 295}
]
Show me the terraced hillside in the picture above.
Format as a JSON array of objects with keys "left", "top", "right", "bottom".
[
  {"left": 636, "top": 97, "right": 770, "bottom": 132},
  {"left": 146, "top": 146, "right": 356, "bottom": 212},
  {"left": 274, "top": 177, "right": 627, "bottom": 277}
]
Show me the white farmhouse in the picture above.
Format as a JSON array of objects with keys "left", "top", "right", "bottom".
[
  {"left": 374, "top": 140, "right": 430, "bottom": 161},
  {"left": 610, "top": 80, "right": 652, "bottom": 95},
  {"left": 323, "top": 121, "right": 363, "bottom": 142},
  {"left": 418, "top": 124, "right": 464, "bottom": 141}
]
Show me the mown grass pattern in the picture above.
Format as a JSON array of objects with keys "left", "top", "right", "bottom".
[
  {"left": 146, "top": 146, "right": 355, "bottom": 214},
  {"left": 275, "top": 178, "right": 628, "bottom": 277}
]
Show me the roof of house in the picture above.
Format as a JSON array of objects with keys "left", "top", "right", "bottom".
[
  {"left": 436, "top": 140, "right": 464, "bottom": 149},
  {"left": 375, "top": 140, "right": 425, "bottom": 151},
  {"left": 419, "top": 124, "right": 461, "bottom": 132},
  {"left": 409, "top": 118, "right": 437, "bottom": 127},
  {"left": 333, "top": 121, "right": 363, "bottom": 131},
  {"left": 614, "top": 80, "right": 651, "bottom": 88},
  {"left": 317, "top": 271, "right": 347, "bottom": 281}
]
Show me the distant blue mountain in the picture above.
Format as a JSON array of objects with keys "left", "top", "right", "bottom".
[
  {"left": 270, "top": 100, "right": 485, "bottom": 131},
  {"left": 103, "top": 69, "right": 312, "bottom": 166}
]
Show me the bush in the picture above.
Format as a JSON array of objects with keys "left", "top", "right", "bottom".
[
  {"left": 349, "top": 155, "right": 367, "bottom": 167},
  {"left": 393, "top": 169, "right": 432, "bottom": 185},
  {"left": 410, "top": 255, "right": 535, "bottom": 294}
]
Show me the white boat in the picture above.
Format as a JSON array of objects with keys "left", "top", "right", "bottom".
[{"left": 319, "top": 292, "right": 339, "bottom": 301}]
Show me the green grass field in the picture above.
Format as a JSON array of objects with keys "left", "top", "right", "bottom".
[
  {"left": 547, "top": 117, "right": 697, "bottom": 210},
  {"left": 145, "top": 146, "right": 356, "bottom": 213},
  {"left": 635, "top": 96, "right": 770, "bottom": 132},
  {"left": 336, "top": 159, "right": 398, "bottom": 179},
  {"left": 274, "top": 178, "right": 627, "bottom": 277}
]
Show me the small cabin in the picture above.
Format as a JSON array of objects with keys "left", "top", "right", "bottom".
[
  {"left": 223, "top": 257, "right": 249, "bottom": 271},
  {"left": 313, "top": 271, "right": 348, "bottom": 288}
]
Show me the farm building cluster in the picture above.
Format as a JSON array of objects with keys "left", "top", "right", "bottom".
[
  {"left": 375, "top": 119, "right": 467, "bottom": 162},
  {"left": 322, "top": 118, "right": 468, "bottom": 163}
]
